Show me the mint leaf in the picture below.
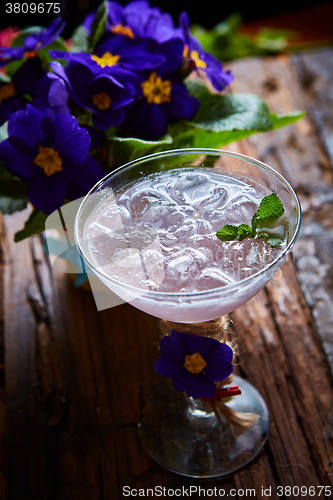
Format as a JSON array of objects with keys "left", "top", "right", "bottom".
[
  {"left": 257, "top": 232, "right": 284, "bottom": 247},
  {"left": 265, "top": 236, "right": 283, "bottom": 247},
  {"left": 252, "top": 192, "right": 284, "bottom": 229},
  {"left": 216, "top": 224, "right": 238, "bottom": 241},
  {"left": 216, "top": 193, "right": 286, "bottom": 248},
  {"left": 237, "top": 224, "right": 253, "bottom": 240},
  {"left": 216, "top": 223, "right": 253, "bottom": 242}
]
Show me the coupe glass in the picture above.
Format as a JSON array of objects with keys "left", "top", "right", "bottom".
[{"left": 74, "top": 149, "right": 301, "bottom": 478}]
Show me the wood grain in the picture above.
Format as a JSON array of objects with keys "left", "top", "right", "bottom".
[{"left": 1, "top": 49, "right": 333, "bottom": 499}]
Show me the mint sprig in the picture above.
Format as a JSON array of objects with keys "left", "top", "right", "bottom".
[{"left": 216, "top": 193, "right": 285, "bottom": 247}]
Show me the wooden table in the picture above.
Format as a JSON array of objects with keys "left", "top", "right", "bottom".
[{"left": 1, "top": 48, "right": 333, "bottom": 499}]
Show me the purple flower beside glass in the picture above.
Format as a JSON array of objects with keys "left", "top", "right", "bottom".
[
  {"left": 0, "top": 105, "right": 104, "bottom": 214},
  {"left": 155, "top": 330, "right": 234, "bottom": 398}
]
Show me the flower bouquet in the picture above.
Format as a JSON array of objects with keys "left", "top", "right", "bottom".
[{"left": 0, "top": 0, "right": 303, "bottom": 241}]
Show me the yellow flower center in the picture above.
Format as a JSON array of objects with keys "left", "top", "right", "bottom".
[
  {"left": 92, "top": 91, "right": 112, "bottom": 110},
  {"left": 0, "top": 82, "right": 15, "bottom": 105},
  {"left": 91, "top": 52, "right": 120, "bottom": 68},
  {"left": 184, "top": 352, "right": 207, "bottom": 374},
  {"left": 183, "top": 45, "right": 207, "bottom": 69},
  {"left": 34, "top": 145, "right": 63, "bottom": 176},
  {"left": 111, "top": 24, "right": 135, "bottom": 39},
  {"left": 24, "top": 49, "right": 39, "bottom": 59},
  {"left": 141, "top": 72, "right": 172, "bottom": 104},
  {"left": 24, "top": 42, "right": 42, "bottom": 59}
]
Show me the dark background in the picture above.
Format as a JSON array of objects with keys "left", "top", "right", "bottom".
[{"left": 1, "top": 0, "right": 322, "bottom": 36}]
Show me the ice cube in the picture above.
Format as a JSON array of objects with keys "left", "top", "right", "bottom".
[{"left": 168, "top": 173, "right": 209, "bottom": 204}]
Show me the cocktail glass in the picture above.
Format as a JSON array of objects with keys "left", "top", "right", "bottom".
[{"left": 74, "top": 149, "right": 301, "bottom": 478}]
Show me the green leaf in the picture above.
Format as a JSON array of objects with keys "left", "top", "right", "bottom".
[
  {"left": 216, "top": 193, "right": 286, "bottom": 248},
  {"left": 237, "top": 224, "right": 253, "bottom": 240},
  {"left": 14, "top": 209, "right": 47, "bottom": 242},
  {"left": 256, "top": 28, "right": 297, "bottom": 52},
  {"left": 110, "top": 134, "right": 173, "bottom": 163},
  {"left": 71, "top": 25, "right": 89, "bottom": 52},
  {"left": 89, "top": 0, "right": 108, "bottom": 50},
  {"left": 214, "top": 13, "right": 242, "bottom": 36},
  {"left": 190, "top": 15, "right": 297, "bottom": 62},
  {"left": 258, "top": 232, "right": 283, "bottom": 247},
  {"left": 270, "top": 111, "right": 305, "bottom": 130},
  {"left": 252, "top": 192, "right": 284, "bottom": 229},
  {"left": 170, "top": 85, "right": 304, "bottom": 150},
  {"left": 188, "top": 83, "right": 273, "bottom": 132},
  {"left": 216, "top": 224, "right": 238, "bottom": 241},
  {"left": 216, "top": 223, "right": 253, "bottom": 242}
]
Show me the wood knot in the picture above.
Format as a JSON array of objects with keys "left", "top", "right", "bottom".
[{"left": 262, "top": 77, "right": 279, "bottom": 92}]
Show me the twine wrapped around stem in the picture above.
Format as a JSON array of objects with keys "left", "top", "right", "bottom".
[{"left": 160, "top": 317, "right": 259, "bottom": 430}]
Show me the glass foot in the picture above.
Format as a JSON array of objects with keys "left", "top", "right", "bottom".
[{"left": 138, "top": 375, "right": 269, "bottom": 478}]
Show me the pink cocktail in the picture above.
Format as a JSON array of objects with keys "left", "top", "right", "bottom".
[{"left": 75, "top": 149, "right": 301, "bottom": 478}]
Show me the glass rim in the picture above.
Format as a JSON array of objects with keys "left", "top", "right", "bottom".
[{"left": 74, "top": 148, "right": 302, "bottom": 298}]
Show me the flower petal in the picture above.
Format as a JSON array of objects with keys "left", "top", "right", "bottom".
[
  {"left": 124, "top": 102, "right": 168, "bottom": 140},
  {"left": 93, "top": 108, "right": 125, "bottom": 130},
  {"left": 0, "top": 138, "right": 36, "bottom": 179},
  {"left": 168, "top": 82, "right": 199, "bottom": 121},
  {"left": 8, "top": 104, "right": 44, "bottom": 147},
  {"left": 65, "top": 156, "right": 105, "bottom": 199},
  {"left": 28, "top": 173, "right": 67, "bottom": 214},
  {"left": 53, "top": 113, "right": 90, "bottom": 165},
  {"left": 173, "top": 373, "right": 216, "bottom": 398},
  {"left": 40, "top": 18, "right": 66, "bottom": 48},
  {"left": 182, "top": 333, "right": 219, "bottom": 359},
  {"left": 155, "top": 355, "right": 187, "bottom": 378},
  {"left": 204, "top": 343, "right": 234, "bottom": 382},
  {"left": 160, "top": 330, "right": 186, "bottom": 359}
]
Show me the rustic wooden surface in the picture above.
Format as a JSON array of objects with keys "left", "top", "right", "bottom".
[{"left": 1, "top": 48, "right": 333, "bottom": 499}]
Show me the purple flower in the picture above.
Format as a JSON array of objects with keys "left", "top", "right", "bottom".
[
  {"left": 155, "top": 330, "right": 233, "bottom": 398},
  {"left": 33, "top": 74, "right": 70, "bottom": 114},
  {"left": 0, "top": 58, "right": 45, "bottom": 125},
  {"left": 0, "top": 105, "right": 105, "bottom": 214},
  {"left": 107, "top": 1, "right": 180, "bottom": 43},
  {"left": 49, "top": 60, "right": 135, "bottom": 130},
  {"left": 83, "top": 1, "right": 180, "bottom": 44},
  {"left": 179, "top": 12, "right": 233, "bottom": 92},
  {"left": 0, "top": 18, "right": 65, "bottom": 67},
  {"left": 122, "top": 70, "right": 199, "bottom": 140},
  {"left": 50, "top": 34, "right": 164, "bottom": 78},
  {"left": 0, "top": 80, "right": 25, "bottom": 126}
]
